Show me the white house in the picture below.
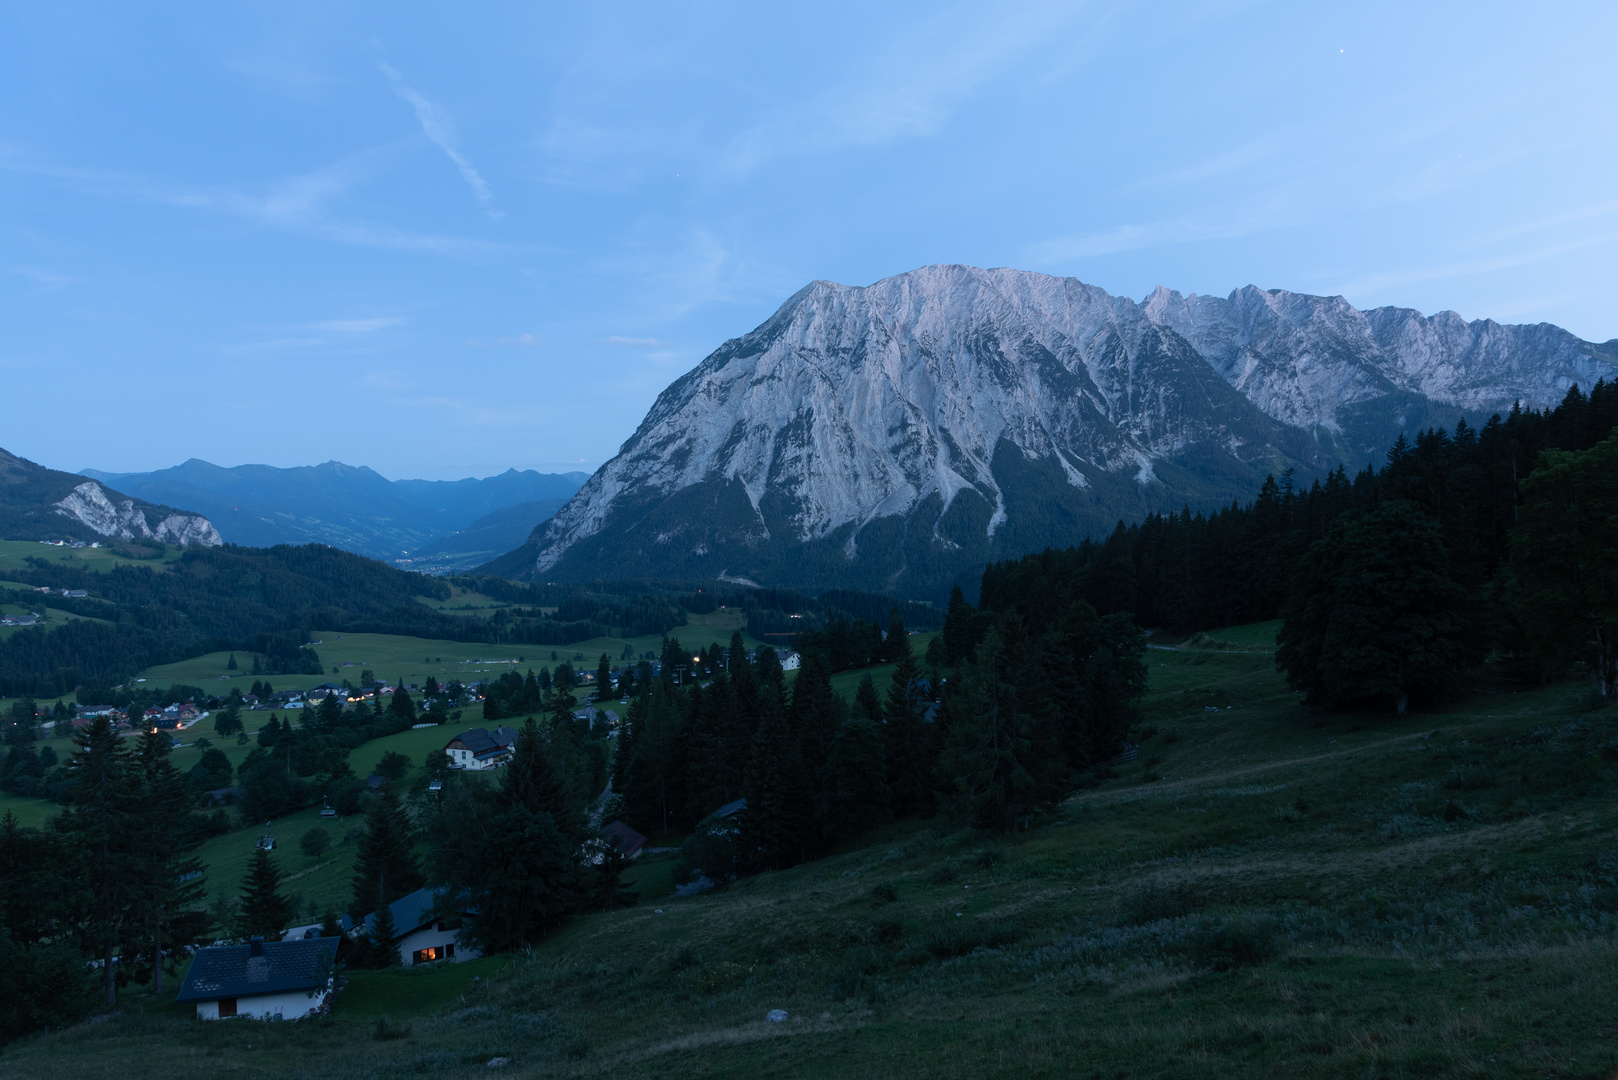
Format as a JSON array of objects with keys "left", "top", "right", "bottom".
[
  {"left": 444, "top": 725, "right": 518, "bottom": 770},
  {"left": 778, "top": 651, "right": 801, "bottom": 671},
  {"left": 359, "top": 887, "right": 480, "bottom": 966},
  {"left": 176, "top": 937, "right": 339, "bottom": 1020}
]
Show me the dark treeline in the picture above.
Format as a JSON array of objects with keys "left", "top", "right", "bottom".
[
  {"left": 686, "top": 585, "right": 946, "bottom": 654},
  {"left": 2, "top": 720, "right": 215, "bottom": 1037},
  {"left": 609, "top": 608, "right": 1145, "bottom": 885},
  {"left": 982, "top": 381, "right": 1618, "bottom": 710}
]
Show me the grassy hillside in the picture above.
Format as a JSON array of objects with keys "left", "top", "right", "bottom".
[{"left": 5, "top": 621, "right": 1615, "bottom": 1077}]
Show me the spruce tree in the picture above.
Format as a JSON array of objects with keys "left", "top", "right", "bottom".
[
  {"left": 817, "top": 717, "right": 890, "bottom": 845},
  {"left": 237, "top": 847, "right": 294, "bottom": 940},
  {"left": 883, "top": 651, "right": 936, "bottom": 817},
  {"left": 1510, "top": 432, "right": 1618, "bottom": 696},
  {"left": 350, "top": 789, "right": 423, "bottom": 918},
  {"left": 595, "top": 654, "right": 613, "bottom": 701},
  {"left": 389, "top": 683, "right": 416, "bottom": 722},
  {"left": 317, "top": 690, "right": 343, "bottom": 730},
  {"left": 740, "top": 688, "right": 814, "bottom": 869},
  {"left": 788, "top": 649, "right": 842, "bottom": 775},
  {"left": 364, "top": 902, "right": 399, "bottom": 968},
  {"left": 935, "top": 621, "right": 1062, "bottom": 833},
  {"left": 126, "top": 729, "right": 205, "bottom": 995},
  {"left": 1277, "top": 501, "right": 1479, "bottom": 712},
  {"left": 430, "top": 718, "right": 581, "bottom": 951},
  {"left": 66, "top": 715, "right": 129, "bottom": 1005},
  {"left": 852, "top": 673, "right": 882, "bottom": 722}
]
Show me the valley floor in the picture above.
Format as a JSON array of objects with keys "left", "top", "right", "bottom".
[{"left": 5, "top": 624, "right": 1616, "bottom": 1078}]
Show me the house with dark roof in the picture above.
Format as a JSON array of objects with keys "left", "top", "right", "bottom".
[
  {"left": 599, "top": 820, "right": 648, "bottom": 859},
  {"left": 357, "top": 887, "right": 480, "bottom": 966},
  {"left": 444, "top": 725, "right": 519, "bottom": 770},
  {"left": 176, "top": 937, "right": 339, "bottom": 1020}
]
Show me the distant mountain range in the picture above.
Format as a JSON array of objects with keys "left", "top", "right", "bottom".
[
  {"left": 80, "top": 459, "right": 587, "bottom": 570},
  {"left": 0, "top": 449, "right": 221, "bottom": 546},
  {"left": 489, "top": 264, "right": 1618, "bottom": 598}
]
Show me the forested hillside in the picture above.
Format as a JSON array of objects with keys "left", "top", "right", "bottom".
[{"left": 982, "top": 381, "right": 1618, "bottom": 709}]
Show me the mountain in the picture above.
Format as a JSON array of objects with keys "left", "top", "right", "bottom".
[
  {"left": 495, "top": 264, "right": 1618, "bottom": 598},
  {"left": 0, "top": 448, "right": 221, "bottom": 546},
  {"left": 80, "top": 460, "right": 587, "bottom": 563}
]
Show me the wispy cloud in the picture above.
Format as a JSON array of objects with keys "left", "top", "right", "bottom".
[
  {"left": 467, "top": 333, "right": 541, "bottom": 348},
  {"left": 1468, "top": 199, "right": 1618, "bottom": 249},
  {"left": 0, "top": 143, "right": 516, "bottom": 259},
  {"left": 378, "top": 62, "right": 495, "bottom": 212},
  {"left": 719, "top": 2, "right": 1083, "bottom": 174},
  {"left": 1027, "top": 201, "right": 1303, "bottom": 262},
  {"left": 1333, "top": 235, "right": 1618, "bottom": 299},
  {"left": 222, "top": 315, "right": 405, "bottom": 355},
  {"left": 309, "top": 316, "right": 405, "bottom": 334},
  {"left": 603, "top": 336, "right": 672, "bottom": 347},
  {"left": 12, "top": 266, "right": 76, "bottom": 288}
]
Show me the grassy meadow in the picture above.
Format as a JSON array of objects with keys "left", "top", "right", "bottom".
[
  {"left": 136, "top": 607, "right": 773, "bottom": 697},
  {"left": 5, "top": 619, "right": 1615, "bottom": 1078},
  {"left": 0, "top": 538, "right": 185, "bottom": 576}
]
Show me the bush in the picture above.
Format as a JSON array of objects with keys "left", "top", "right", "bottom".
[
  {"left": 300, "top": 827, "right": 331, "bottom": 858},
  {"left": 1443, "top": 764, "right": 1496, "bottom": 790},
  {"left": 923, "top": 917, "right": 1023, "bottom": 958},
  {"left": 1122, "top": 881, "right": 1204, "bottom": 924},
  {"left": 1186, "top": 915, "right": 1281, "bottom": 971},
  {"left": 927, "top": 862, "right": 959, "bottom": 884}
]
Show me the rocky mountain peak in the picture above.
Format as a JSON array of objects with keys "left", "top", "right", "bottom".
[{"left": 506, "top": 264, "right": 1616, "bottom": 597}]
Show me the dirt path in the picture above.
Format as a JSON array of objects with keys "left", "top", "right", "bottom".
[{"left": 1069, "top": 730, "right": 1433, "bottom": 808}]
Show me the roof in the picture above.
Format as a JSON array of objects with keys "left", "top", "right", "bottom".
[
  {"left": 447, "top": 725, "right": 518, "bottom": 755},
  {"left": 175, "top": 937, "right": 340, "bottom": 1003},
  {"left": 599, "top": 820, "right": 648, "bottom": 858},
  {"left": 360, "top": 887, "right": 472, "bottom": 940},
  {"left": 708, "top": 797, "right": 747, "bottom": 820}
]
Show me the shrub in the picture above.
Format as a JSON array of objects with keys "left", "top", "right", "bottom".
[
  {"left": 927, "top": 862, "right": 959, "bottom": 885},
  {"left": 1443, "top": 764, "right": 1496, "bottom": 791},
  {"left": 1122, "top": 881, "right": 1205, "bottom": 924},
  {"left": 1186, "top": 915, "right": 1281, "bottom": 970},
  {"left": 300, "top": 827, "right": 331, "bottom": 858},
  {"left": 923, "top": 917, "right": 1023, "bottom": 958},
  {"left": 373, "top": 1017, "right": 412, "bottom": 1041},
  {"left": 972, "top": 848, "right": 1006, "bottom": 869}
]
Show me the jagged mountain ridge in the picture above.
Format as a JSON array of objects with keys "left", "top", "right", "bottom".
[
  {"left": 0, "top": 449, "right": 221, "bottom": 546},
  {"left": 499, "top": 265, "right": 1617, "bottom": 598}
]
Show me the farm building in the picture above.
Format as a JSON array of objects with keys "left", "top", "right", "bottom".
[
  {"left": 357, "top": 887, "right": 480, "bottom": 966},
  {"left": 444, "top": 725, "right": 519, "bottom": 770},
  {"left": 176, "top": 937, "right": 339, "bottom": 1020}
]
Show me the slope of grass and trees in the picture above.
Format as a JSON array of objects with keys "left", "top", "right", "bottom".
[{"left": 0, "top": 387, "right": 1616, "bottom": 1074}]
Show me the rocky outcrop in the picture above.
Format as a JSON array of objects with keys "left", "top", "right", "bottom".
[{"left": 52, "top": 481, "right": 222, "bottom": 546}]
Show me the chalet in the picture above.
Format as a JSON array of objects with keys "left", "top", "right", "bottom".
[
  {"left": 778, "top": 651, "right": 801, "bottom": 671},
  {"left": 357, "top": 888, "right": 480, "bottom": 966},
  {"left": 599, "top": 820, "right": 648, "bottom": 859},
  {"left": 175, "top": 937, "right": 340, "bottom": 1020},
  {"left": 444, "top": 725, "right": 519, "bottom": 770}
]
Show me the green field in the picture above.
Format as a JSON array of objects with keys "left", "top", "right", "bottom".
[
  {"left": 0, "top": 538, "right": 183, "bottom": 575},
  {"left": 137, "top": 608, "right": 774, "bottom": 696},
  {"left": 8, "top": 618, "right": 1614, "bottom": 1077}
]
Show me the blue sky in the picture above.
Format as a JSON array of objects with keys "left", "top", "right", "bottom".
[{"left": 4, "top": 2, "right": 1615, "bottom": 480}]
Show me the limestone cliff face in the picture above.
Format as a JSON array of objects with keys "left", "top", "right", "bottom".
[
  {"left": 52, "top": 481, "right": 223, "bottom": 546},
  {"left": 516, "top": 265, "right": 1616, "bottom": 596}
]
